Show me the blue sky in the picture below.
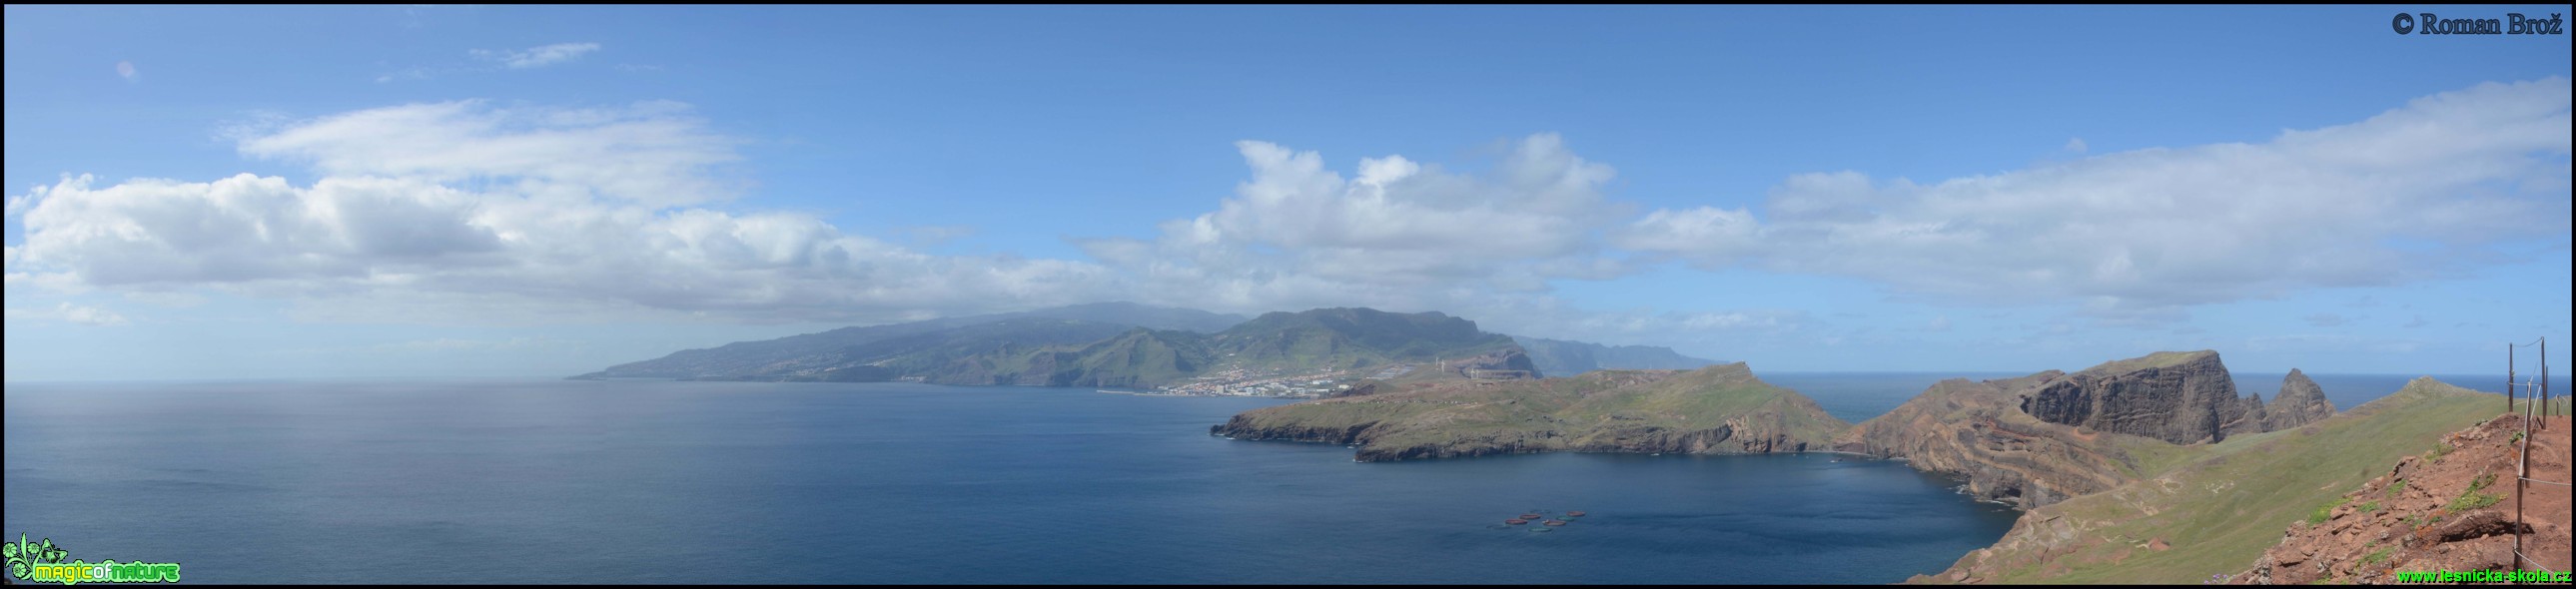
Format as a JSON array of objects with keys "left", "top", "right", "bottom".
[{"left": 5, "top": 5, "right": 2570, "bottom": 380}]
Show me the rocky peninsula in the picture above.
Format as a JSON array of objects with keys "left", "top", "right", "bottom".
[{"left": 1210, "top": 362, "right": 1847, "bottom": 462}]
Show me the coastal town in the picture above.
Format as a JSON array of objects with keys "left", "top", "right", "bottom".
[{"left": 1134, "top": 363, "right": 1417, "bottom": 398}]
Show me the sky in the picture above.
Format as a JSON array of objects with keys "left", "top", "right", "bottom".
[{"left": 4, "top": 5, "right": 2570, "bottom": 381}]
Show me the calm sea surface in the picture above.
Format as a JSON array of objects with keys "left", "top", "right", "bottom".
[{"left": 5, "top": 372, "right": 2553, "bottom": 584}]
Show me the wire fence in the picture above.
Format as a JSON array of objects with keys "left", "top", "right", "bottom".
[{"left": 2508, "top": 371, "right": 2566, "bottom": 575}]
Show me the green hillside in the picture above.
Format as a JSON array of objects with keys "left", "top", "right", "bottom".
[
  {"left": 1918, "top": 377, "right": 2503, "bottom": 584},
  {"left": 1208, "top": 307, "right": 1522, "bottom": 370},
  {"left": 1214, "top": 363, "right": 1848, "bottom": 461}
]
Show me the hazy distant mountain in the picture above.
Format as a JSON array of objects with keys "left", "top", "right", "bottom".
[
  {"left": 1513, "top": 336, "right": 1721, "bottom": 376},
  {"left": 573, "top": 301, "right": 1244, "bottom": 379},
  {"left": 578, "top": 304, "right": 1557, "bottom": 387},
  {"left": 581, "top": 303, "right": 1776, "bottom": 389},
  {"left": 926, "top": 307, "right": 1534, "bottom": 387},
  {"left": 1007, "top": 301, "right": 1249, "bottom": 333}
]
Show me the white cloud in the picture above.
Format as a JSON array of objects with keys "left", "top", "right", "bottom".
[
  {"left": 5, "top": 302, "right": 129, "bottom": 326},
  {"left": 1080, "top": 133, "right": 1638, "bottom": 315},
  {"left": 9, "top": 78, "right": 2564, "bottom": 349},
  {"left": 2063, "top": 137, "right": 2087, "bottom": 154},
  {"left": 115, "top": 61, "right": 138, "bottom": 83},
  {"left": 469, "top": 42, "right": 600, "bottom": 69},
  {"left": 2302, "top": 312, "right": 2351, "bottom": 327},
  {"left": 1620, "top": 78, "right": 2573, "bottom": 316},
  {"left": 237, "top": 100, "right": 741, "bottom": 208},
  {"left": 7, "top": 101, "right": 1119, "bottom": 325}
]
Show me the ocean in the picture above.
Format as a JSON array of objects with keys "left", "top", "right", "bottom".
[{"left": 4, "top": 372, "right": 2555, "bottom": 584}]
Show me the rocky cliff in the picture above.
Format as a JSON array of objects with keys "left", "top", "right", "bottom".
[
  {"left": 2262, "top": 368, "right": 2336, "bottom": 431},
  {"left": 1212, "top": 363, "right": 1846, "bottom": 462},
  {"left": 1843, "top": 350, "right": 2336, "bottom": 509},
  {"left": 2019, "top": 350, "right": 2252, "bottom": 444},
  {"left": 1835, "top": 371, "right": 2148, "bottom": 508}
]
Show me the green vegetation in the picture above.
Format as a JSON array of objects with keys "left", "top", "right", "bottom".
[
  {"left": 2356, "top": 501, "right": 2381, "bottom": 514},
  {"left": 2448, "top": 473, "right": 2502, "bottom": 511},
  {"left": 1220, "top": 363, "right": 1849, "bottom": 461},
  {"left": 2362, "top": 545, "right": 2393, "bottom": 565},
  {"left": 2387, "top": 479, "right": 2406, "bottom": 497},
  {"left": 921, "top": 307, "right": 1543, "bottom": 387},
  {"left": 2074, "top": 349, "right": 2216, "bottom": 375},
  {"left": 1939, "top": 377, "right": 2502, "bottom": 584}
]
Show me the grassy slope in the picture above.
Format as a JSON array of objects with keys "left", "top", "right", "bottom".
[
  {"left": 1071, "top": 328, "right": 1215, "bottom": 387},
  {"left": 1211, "top": 308, "right": 1521, "bottom": 372},
  {"left": 2075, "top": 349, "right": 2217, "bottom": 375},
  {"left": 1225, "top": 364, "right": 1849, "bottom": 458},
  {"left": 1934, "top": 377, "right": 2501, "bottom": 584}
]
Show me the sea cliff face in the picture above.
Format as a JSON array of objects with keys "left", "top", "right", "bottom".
[
  {"left": 2019, "top": 350, "right": 2246, "bottom": 444},
  {"left": 1211, "top": 363, "right": 1845, "bottom": 462},
  {"left": 1834, "top": 371, "right": 2143, "bottom": 508},
  {"left": 1841, "top": 351, "right": 2338, "bottom": 509}
]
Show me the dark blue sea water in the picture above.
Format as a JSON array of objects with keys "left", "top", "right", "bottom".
[
  {"left": 5, "top": 378, "right": 2023, "bottom": 584},
  {"left": 7, "top": 372, "right": 2557, "bottom": 584}
]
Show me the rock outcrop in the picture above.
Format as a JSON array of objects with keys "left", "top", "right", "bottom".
[
  {"left": 2262, "top": 368, "right": 2336, "bottom": 430},
  {"left": 2019, "top": 350, "right": 2251, "bottom": 444},
  {"left": 1836, "top": 371, "right": 2143, "bottom": 508},
  {"left": 1213, "top": 363, "right": 1846, "bottom": 462},
  {"left": 1441, "top": 349, "right": 1542, "bottom": 379},
  {"left": 1844, "top": 350, "right": 2339, "bottom": 510}
]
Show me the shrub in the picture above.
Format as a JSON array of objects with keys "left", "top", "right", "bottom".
[{"left": 2448, "top": 491, "right": 2501, "bottom": 511}]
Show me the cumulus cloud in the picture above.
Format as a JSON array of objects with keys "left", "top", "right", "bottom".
[
  {"left": 8, "top": 78, "right": 2564, "bottom": 351},
  {"left": 5, "top": 302, "right": 129, "bottom": 326},
  {"left": 1620, "top": 78, "right": 2573, "bottom": 317},
  {"left": 1081, "top": 133, "right": 1637, "bottom": 312},
  {"left": 469, "top": 42, "right": 600, "bottom": 69},
  {"left": 7, "top": 101, "right": 1118, "bottom": 324}
]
